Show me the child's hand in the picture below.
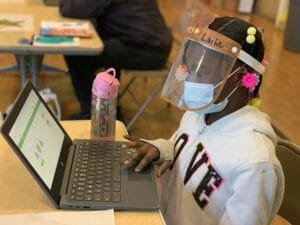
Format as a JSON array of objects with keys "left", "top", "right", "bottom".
[{"left": 122, "top": 134, "right": 160, "bottom": 172}]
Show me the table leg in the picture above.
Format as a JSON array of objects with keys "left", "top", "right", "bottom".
[
  {"left": 15, "top": 55, "right": 28, "bottom": 87},
  {"left": 0, "top": 64, "right": 19, "bottom": 73},
  {"left": 30, "top": 55, "right": 43, "bottom": 87},
  {"left": 41, "top": 64, "right": 67, "bottom": 74}
]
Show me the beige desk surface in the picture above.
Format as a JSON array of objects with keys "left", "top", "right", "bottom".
[
  {"left": 0, "top": 120, "right": 163, "bottom": 225},
  {"left": 0, "top": 0, "right": 103, "bottom": 55},
  {"left": 0, "top": 120, "right": 290, "bottom": 225}
]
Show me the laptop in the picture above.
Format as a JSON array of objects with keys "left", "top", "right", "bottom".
[
  {"left": 43, "top": 0, "right": 59, "bottom": 6},
  {"left": 0, "top": 81, "right": 158, "bottom": 210}
]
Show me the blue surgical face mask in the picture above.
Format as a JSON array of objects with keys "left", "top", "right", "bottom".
[
  {"left": 195, "top": 86, "right": 237, "bottom": 115},
  {"left": 183, "top": 67, "right": 240, "bottom": 114},
  {"left": 183, "top": 82, "right": 214, "bottom": 109}
]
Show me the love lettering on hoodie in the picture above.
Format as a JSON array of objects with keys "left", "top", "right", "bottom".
[{"left": 173, "top": 134, "right": 223, "bottom": 209}]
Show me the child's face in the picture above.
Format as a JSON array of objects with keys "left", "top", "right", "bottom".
[{"left": 183, "top": 45, "right": 233, "bottom": 86}]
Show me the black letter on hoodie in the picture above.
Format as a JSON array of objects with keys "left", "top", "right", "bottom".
[
  {"left": 193, "top": 165, "right": 223, "bottom": 209},
  {"left": 170, "top": 133, "right": 189, "bottom": 170},
  {"left": 184, "top": 143, "right": 208, "bottom": 185}
]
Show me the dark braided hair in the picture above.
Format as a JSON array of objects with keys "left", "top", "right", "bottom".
[
  {"left": 209, "top": 16, "right": 264, "bottom": 61},
  {"left": 208, "top": 16, "right": 265, "bottom": 98}
]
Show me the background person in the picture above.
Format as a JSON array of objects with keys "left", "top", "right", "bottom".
[{"left": 59, "top": 0, "right": 173, "bottom": 119}]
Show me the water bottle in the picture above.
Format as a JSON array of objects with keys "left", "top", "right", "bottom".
[{"left": 91, "top": 68, "right": 119, "bottom": 140}]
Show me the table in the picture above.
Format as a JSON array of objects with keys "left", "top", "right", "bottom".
[
  {"left": 0, "top": 120, "right": 292, "bottom": 225},
  {"left": 0, "top": 0, "right": 103, "bottom": 87},
  {"left": 0, "top": 120, "right": 164, "bottom": 225}
]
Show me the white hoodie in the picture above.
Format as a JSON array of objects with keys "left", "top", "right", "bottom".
[{"left": 146, "top": 105, "right": 284, "bottom": 225}]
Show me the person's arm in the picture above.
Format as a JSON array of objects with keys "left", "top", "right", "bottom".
[
  {"left": 218, "top": 163, "right": 283, "bottom": 225},
  {"left": 59, "top": 0, "right": 112, "bottom": 18},
  {"left": 139, "top": 132, "right": 177, "bottom": 163}
]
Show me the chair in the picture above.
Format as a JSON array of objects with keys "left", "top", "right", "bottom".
[
  {"left": 118, "top": 5, "right": 202, "bottom": 130},
  {"left": 276, "top": 139, "right": 300, "bottom": 225},
  {"left": 118, "top": 7, "right": 190, "bottom": 131},
  {"left": 119, "top": 62, "right": 171, "bottom": 130},
  {"left": 272, "top": 124, "right": 290, "bottom": 141}
]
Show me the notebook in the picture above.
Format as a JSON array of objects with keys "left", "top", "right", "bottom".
[{"left": 0, "top": 81, "right": 158, "bottom": 210}]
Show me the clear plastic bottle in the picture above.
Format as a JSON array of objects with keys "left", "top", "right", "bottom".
[{"left": 91, "top": 68, "right": 119, "bottom": 140}]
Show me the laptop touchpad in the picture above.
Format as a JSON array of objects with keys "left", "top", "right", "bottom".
[{"left": 127, "top": 164, "right": 152, "bottom": 182}]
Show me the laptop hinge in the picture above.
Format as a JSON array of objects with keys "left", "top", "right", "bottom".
[{"left": 60, "top": 144, "right": 76, "bottom": 196}]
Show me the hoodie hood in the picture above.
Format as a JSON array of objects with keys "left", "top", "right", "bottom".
[{"left": 199, "top": 105, "right": 277, "bottom": 147}]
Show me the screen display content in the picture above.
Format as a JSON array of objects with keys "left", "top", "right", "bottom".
[{"left": 9, "top": 90, "right": 64, "bottom": 189}]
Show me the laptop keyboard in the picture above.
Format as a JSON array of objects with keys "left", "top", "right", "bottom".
[{"left": 69, "top": 140, "right": 129, "bottom": 203}]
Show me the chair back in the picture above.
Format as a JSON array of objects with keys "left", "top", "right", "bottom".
[{"left": 276, "top": 139, "right": 300, "bottom": 225}]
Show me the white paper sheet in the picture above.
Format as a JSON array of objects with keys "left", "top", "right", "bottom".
[
  {"left": 0, "top": 14, "right": 34, "bottom": 31},
  {"left": 0, "top": 209, "right": 115, "bottom": 225}
]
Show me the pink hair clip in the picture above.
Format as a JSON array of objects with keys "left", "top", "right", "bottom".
[{"left": 242, "top": 72, "right": 259, "bottom": 92}]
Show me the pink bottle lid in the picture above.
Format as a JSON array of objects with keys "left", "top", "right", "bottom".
[{"left": 92, "top": 68, "right": 120, "bottom": 99}]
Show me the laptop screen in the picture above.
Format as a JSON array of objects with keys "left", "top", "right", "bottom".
[{"left": 8, "top": 90, "right": 64, "bottom": 189}]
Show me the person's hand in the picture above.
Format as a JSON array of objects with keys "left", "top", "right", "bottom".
[
  {"left": 122, "top": 135, "right": 172, "bottom": 178},
  {"left": 122, "top": 135, "right": 159, "bottom": 172}
]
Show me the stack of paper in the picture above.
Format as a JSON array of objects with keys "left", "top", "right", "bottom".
[
  {"left": 0, "top": 209, "right": 115, "bottom": 225},
  {"left": 40, "top": 20, "right": 92, "bottom": 38}
]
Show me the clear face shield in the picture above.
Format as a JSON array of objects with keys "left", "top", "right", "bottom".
[{"left": 161, "top": 13, "right": 265, "bottom": 111}]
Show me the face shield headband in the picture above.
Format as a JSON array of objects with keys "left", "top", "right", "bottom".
[{"left": 161, "top": 13, "right": 265, "bottom": 111}]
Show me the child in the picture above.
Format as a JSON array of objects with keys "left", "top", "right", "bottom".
[{"left": 122, "top": 16, "right": 284, "bottom": 225}]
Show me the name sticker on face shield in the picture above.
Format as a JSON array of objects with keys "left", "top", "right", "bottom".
[{"left": 200, "top": 32, "right": 223, "bottom": 49}]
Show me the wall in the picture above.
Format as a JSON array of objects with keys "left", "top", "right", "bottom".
[{"left": 254, "top": 0, "right": 280, "bottom": 20}]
